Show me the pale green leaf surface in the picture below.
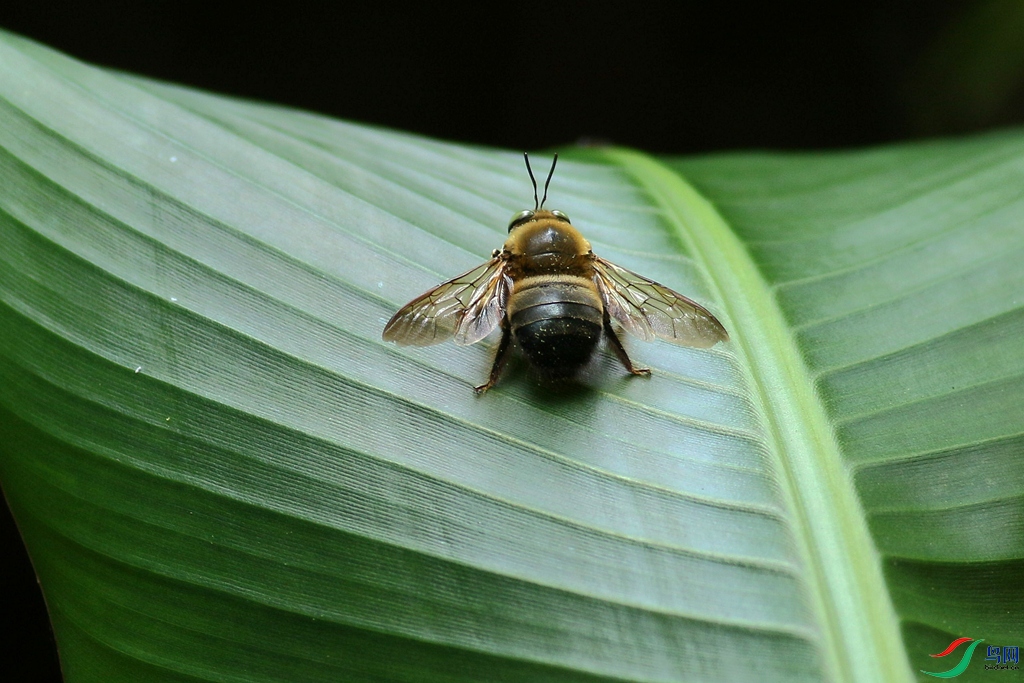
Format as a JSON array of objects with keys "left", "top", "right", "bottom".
[{"left": 0, "top": 31, "right": 1020, "bottom": 683}]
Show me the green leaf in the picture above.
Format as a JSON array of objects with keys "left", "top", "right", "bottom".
[{"left": 1, "top": 30, "right": 1020, "bottom": 683}]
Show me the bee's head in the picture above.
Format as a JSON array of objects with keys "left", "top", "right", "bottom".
[
  {"left": 507, "top": 208, "right": 571, "bottom": 233},
  {"left": 504, "top": 209, "right": 588, "bottom": 261}
]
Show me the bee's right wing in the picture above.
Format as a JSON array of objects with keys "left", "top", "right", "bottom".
[
  {"left": 593, "top": 256, "right": 729, "bottom": 348},
  {"left": 382, "top": 258, "right": 511, "bottom": 346}
]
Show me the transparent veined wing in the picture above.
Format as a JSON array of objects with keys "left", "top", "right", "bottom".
[
  {"left": 593, "top": 256, "right": 729, "bottom": 348},
  {"left": 382, "top": 258, "right": 510, "bottom": 346}
]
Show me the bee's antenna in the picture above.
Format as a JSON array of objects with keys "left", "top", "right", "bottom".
[
  {"left": 524, "top": 152, "right": 539, "bottom": 210},
  {"left": 540, "top": 153, "right": 558, "bottom": 208}
]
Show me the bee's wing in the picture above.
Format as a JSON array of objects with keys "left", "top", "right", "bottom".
[
  {"left": 382, "top": 258, "right": 510, "bottom": 347},
  {"left": 593, "top": 256, "right": 729, "bottom": 348}
]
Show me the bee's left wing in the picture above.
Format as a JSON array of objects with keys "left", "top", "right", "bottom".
[
  {"left": 593, "top": 256, "right": 729, "bottom": 348},
  {"left": 382, "top": 258, "right": 511, "bottom": 347}
]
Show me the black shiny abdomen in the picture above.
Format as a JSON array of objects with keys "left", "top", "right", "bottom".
[
  {"left": 509, "top": 282, "right": 604, "bottom": 376},
  {"left": 515, "top": 314, "right": 601, "bottom": 375}
]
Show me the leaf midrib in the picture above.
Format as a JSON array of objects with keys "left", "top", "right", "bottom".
[{"left": 605, "top": 149, "right": 913, "bottom": 683}]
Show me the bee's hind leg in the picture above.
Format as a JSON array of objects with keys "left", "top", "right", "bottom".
[
  {"left": 474, "top": 320, "right": 513, "bottom": 394},
  {"left": 604, "top": 314, "right": 651, "bottom": 378}
]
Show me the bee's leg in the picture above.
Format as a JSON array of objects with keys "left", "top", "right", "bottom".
[
  {"left": 604, "top": 314, "right": 651, "bottom": 377},
  {"left": 474, "top": 320, "right": 513, "bottom": 394}
]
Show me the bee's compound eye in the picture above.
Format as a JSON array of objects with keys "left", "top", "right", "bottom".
[
  {"left": 508, "top": 210, "right": 535, "bottom": 232},
  {"left": 550, "top": 210, "right": 571, "bottom": 223}
]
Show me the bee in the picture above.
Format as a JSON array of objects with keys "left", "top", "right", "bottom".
[{"left": 383, "top": 153, "right": 729, "bottom": 393}]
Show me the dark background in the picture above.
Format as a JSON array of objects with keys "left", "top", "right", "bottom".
[{"left": 3, "top": 1, "right": 1024, "bottom": 680}]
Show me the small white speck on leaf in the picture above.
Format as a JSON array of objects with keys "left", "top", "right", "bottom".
[
  {"left": 135, "top": 366, "right": 142, "bottom": 374},
  {"left": 170, "top": 156, "right": 178, "bottom": 162},
  {"left": 170, "top": 297, "right": 178, "bottom": 302}
]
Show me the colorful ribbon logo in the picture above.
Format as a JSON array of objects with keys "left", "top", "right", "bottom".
[{"left": 921, "top": 637, "right": 985, "bottom": 678}]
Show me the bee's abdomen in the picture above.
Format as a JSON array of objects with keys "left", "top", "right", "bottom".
[{"left": 508, "top": 278, "right": 603, "bottom": 375}]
